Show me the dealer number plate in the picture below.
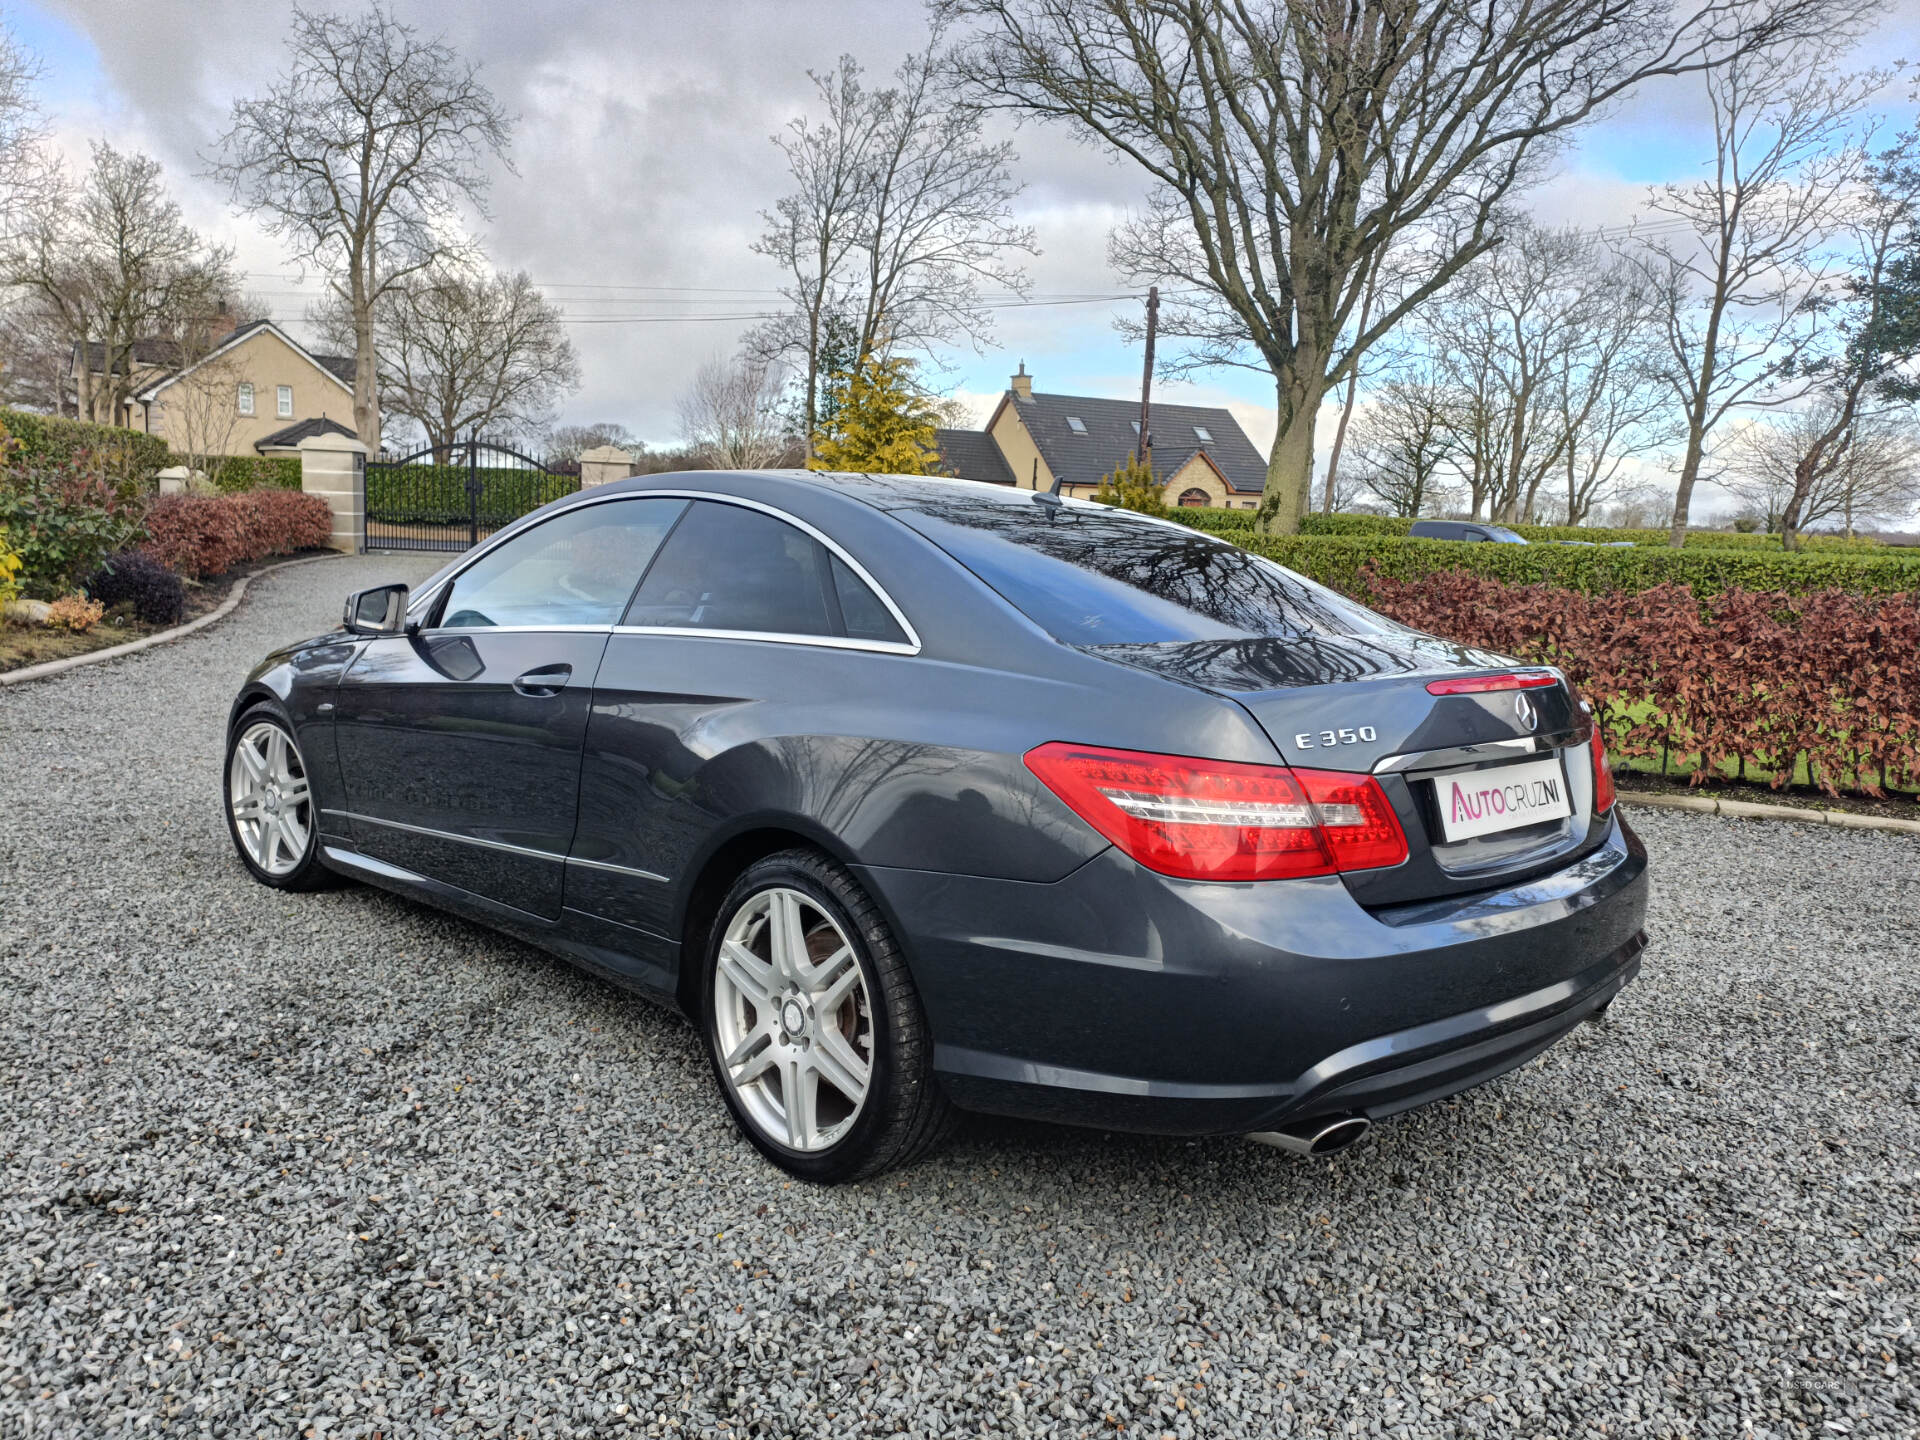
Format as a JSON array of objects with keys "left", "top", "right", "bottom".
[{"left": 1432, "top": 756, "right": 1573, "bottom": 842}]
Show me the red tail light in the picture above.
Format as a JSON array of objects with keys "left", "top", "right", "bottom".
[
  {"left": 1590, "top": 721, "right": 1617, "bottom": 814},
  {"left": 1425, "top": 671, "right": 1559, "bottom": 695},
  {"left": 1023, "top": 743, "right": 1408, "bottom": 882}
]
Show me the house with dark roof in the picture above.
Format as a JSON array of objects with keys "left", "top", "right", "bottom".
[
  {"left": 70, "top": 318, "right": 366, "bottom": 455},
  {"left": 933, "top": 364, "right": 1267, "bottom": 509}
]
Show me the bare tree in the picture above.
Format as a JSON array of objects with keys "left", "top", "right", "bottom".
[
  {"left": 0, "top": 11, "right": 50, "bottom": 240},
  {"left": 678, "top": 355, "right": 792, "bottom": 469},
  {"left": 944, "top": 0, "right": 1858, "bottom": 533},
  {"left": 1349, "top": 369, "right": 1459, "bottom": 517},
  {"left": 1725, "top": 406, "right": 1918, "bottom": 534},
  {"left": 1629, "top": 50, "right": 1878, "bottom": 545},
  {"left": 751, "top": 38, "right": 1035, "bottom": 455},
  {"left": 1767, "top": 133, "right": 1920, "bottom": 546},
  {"left": 3, "top": 143, "right": 234, "bottom": 424},
  {"left": 316, "top": 265, "right": 578, "bottom": 456},
  {"left": 1552, "top": 253, "right": 1675, "bottom": 524},
  {"left": 209, "top": 4, "right": 512, "bottom": 449},
  {"left": 545, "top": 421, "right": 645, "bottom": 466}
]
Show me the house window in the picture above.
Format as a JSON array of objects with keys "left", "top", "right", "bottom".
[
  {"left": 1178, "top": 488, "right": 1211, "bottom": 507},
  {"left": 277, "top": 385, "right": 293, "bottom": 418},
  {"left": 237, "top": 382, "right": 254, "bottom": 416},
  {"left": 1130, "top": 420, "right": 1141, "bottom": 434},
  {"left": 1066, "top": 416, "right": 1087, "bottom": 435},
  {"left": 1192, "top": 425, "right": 1213, "bottom": 443}
]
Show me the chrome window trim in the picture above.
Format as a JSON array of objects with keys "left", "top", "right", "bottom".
[
  {"left": 322, "top": 807, "right": 564, "bottom": 863},
  {"left": 407, "top": 488, "right": 922, "bottom": 654},
  {"left": 413, "top": 623, "right": 614, "bottom": 637},
  {"left": 609, "top": 625, "right": 918, "bottom": 656}
]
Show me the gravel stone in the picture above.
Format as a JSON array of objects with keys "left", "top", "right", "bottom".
[{"left": 2, "top": 553, "right": 1916, "bottom": 1437}]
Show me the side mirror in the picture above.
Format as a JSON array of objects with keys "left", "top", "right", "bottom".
[{"left": 343, "top": 583, "right": 410, "bottom": 636}]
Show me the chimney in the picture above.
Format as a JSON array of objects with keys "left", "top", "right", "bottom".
[{"left": 1010, "top": 361, "right": 1032, "bottom": 401}]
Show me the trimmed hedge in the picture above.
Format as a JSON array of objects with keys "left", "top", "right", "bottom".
[
  {"left": 0, "top": 407, "right": 171, "bottom": 489},
  {"left": 1234, "top": 532, "right": 1920, "bottom": 600},
  {"left": 1278, "top": 512, "right": 1879, "bottom": 550},
  {"left": 143, "top": 490, "right": 333, "bottom": 579},
  {"left": 211, "top": 455, "right": 303, "bottom": 493},
  {"left": 1364, "top": 569, "right": 1920, "bottom": 797},
  {"left": 364, "top": 463, "right": 577, "bottom": 524}
]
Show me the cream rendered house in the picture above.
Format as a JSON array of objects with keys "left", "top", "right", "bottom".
[
  {"left": 932, "top": 364, "right": 1267, "bottom": 509},
  {"left": 82, "top": 319, "right": 368, "bottom": 457}
]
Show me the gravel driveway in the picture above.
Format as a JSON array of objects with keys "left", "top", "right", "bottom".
[{"left": 1, "top": 552, "right": 1916, "bottom": 1438}]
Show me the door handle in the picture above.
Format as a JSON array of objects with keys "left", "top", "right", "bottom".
[{"left": 512, "top": 663, "right": 573, "bottom": 698}]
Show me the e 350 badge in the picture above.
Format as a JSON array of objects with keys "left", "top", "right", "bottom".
[{"left": 1293, "top": 725, "right": 1377, "bottom": 750}]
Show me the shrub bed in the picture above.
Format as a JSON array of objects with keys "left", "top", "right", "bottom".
[
  {"left": 0, "top": 454, "right": 149, "bottom": 598},
  {"left": 0, "top": 408, "right": 171, "bottom": 490},
  {"left": 142, "top": 491, "right": 333, "bottom": 579},
  {"left": 1360, "top": 567, "right": 1920, "bottom": 797},
  {"left": 83, "top": 550, "right": 186, "bottom": 625}
]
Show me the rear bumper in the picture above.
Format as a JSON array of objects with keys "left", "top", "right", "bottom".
[{"left": 854, "top": 810, "right": 1649, "bottom": 1136}]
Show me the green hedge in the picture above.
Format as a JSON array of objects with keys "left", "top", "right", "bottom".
[
  {"left": 365, "top": 463, "right": 578, "bottom": 524},
  {"left": 210, "top": 455, "right": 303, "bottom": 492},
  {"left": 0, "top": 407, "right": 172, "bottom": 489},
  {"left": 1277, "top": 511, "right": 1880, "bottom": 550},
  {"left": 1235, "top": 533, "right": 1920, "bottom": 599}
]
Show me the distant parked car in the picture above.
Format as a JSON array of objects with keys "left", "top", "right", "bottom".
[{"left": 1410, "top": 520, "right": 1528, "bottom": 543}]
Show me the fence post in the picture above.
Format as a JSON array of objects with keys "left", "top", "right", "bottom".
[
  {"left": 297, "top": 433, "right": 369, "bottom": 554},
  {"left": 578, "top": 445, "right": 637, "bottom": 489}
]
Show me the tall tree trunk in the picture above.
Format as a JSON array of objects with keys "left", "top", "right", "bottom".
[
  {"left": 1321, "top": 370, "right": 1361, "bottom": 513},
  {"left": 350, "top": 253, "right": 381, "bottom": 451},
  {"left": 1667, "top": 318, "right": 1722, "bottom": 547},
  {"left": 1257, "top": 361, "right": 1325, "bottom": 535}
]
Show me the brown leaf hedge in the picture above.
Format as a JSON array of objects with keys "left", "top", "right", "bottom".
[
  {"left": 143, "top": 491, "right": 334, "bottom": 579},
  {"left": 1360, "top": 566, "right": 1920, "bottom": 797}
]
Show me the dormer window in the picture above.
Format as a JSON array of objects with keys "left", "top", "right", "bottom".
[
  {"left": 1192, "top": 425, "right": 1213, "bottom": 443},
  {"left": 1066, "top": 416, "right": 1087, "bottom": 435},
  {"left": 1130, "top": 420, "right": 1141, "bottom": 434}
]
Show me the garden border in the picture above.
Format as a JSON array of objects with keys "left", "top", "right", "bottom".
[
  {"left": 0, "top": 551, "right": 342, "bottom": 688},
  {"left": 1624, "top": 791, "right": 1920, "bottom": 836}
]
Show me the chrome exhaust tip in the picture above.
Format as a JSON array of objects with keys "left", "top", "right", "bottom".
[{"left": 1246, "top": 1115, "right": 1372, "bottom": 1156}]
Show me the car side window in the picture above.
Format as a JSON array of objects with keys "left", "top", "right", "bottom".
[
  {"left": 436, "top": 498, "right": 688, "bottom": 629},
  {"left": 830, "top": 554, "right": 907, "bottom": 645},
  {"left": 622, "top": 500, "right": 907, "bottom": 646}
]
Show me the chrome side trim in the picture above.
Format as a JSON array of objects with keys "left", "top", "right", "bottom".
[
  {"left": 608, "top": 625, "right": 916, "bottom": 656},
  {"left": 321, "top": 808, "right": 565, "bottom": 863},
  {"left": 565, "top": 855, "right": 670, "bottom": 884},
  {"left": 322, "top": 845, "right": 428, "bottom": 886},
  {"left": 406, "top": 488, "right": 922, "bottom": 655}
]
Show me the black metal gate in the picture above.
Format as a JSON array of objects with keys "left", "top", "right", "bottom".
[{"left": 364, "top": 438, "right": 579, "bottom": 553}]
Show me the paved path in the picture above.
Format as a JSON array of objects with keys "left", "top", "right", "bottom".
[{"left": 1, "top": 554, "right": 1915, "bottom": 1437}]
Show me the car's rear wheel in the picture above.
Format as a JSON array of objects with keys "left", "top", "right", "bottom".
[
  {"left": 701, "top": 850, "right": 953, "bottom": 1181},
  {"left": 224, "top": 705, "right": 336, "bottom": 891}
]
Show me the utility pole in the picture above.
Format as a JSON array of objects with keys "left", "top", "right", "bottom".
[{"left": 1137, "top": 285, "right": 1159, "bottom": 473}]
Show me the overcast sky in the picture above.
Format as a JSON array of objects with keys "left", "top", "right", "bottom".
[{"left": 10, "top": 0, "right": 1920, "bottom": 512}]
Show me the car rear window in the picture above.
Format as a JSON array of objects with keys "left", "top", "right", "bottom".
[{"left": 898, "top": 498, "right": 1389, "bottom": 645}]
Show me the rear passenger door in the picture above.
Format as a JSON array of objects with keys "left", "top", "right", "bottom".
[{"left": 567, "top": 500, "right": 914, "bottom": 937}]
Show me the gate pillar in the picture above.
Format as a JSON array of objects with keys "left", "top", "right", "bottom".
[{"left": 298, "top": 433, "right": 370, "bottom": 554}]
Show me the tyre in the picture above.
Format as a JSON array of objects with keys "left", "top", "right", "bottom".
[
  {"left": 223, "top": 704, "right": 338, "bottom": 892},
  {"left": 701, "top": 849, "right": 954, "bottom": 1181}
]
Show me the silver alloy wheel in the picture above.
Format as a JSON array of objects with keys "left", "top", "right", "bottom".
[
  {"left": 228, "top": 720, "right": 313, "bottom": 877},
  {"left": 713, "top": 886, "right": 874, "bottom": 1152}
]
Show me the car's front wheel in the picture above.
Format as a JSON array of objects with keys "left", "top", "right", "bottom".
[
  {"left": 224, "top": 705, "right": 336, "bottom": 891},
  {"left": 701, "top": 850, "right": 953, "bottom": 1181}
]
